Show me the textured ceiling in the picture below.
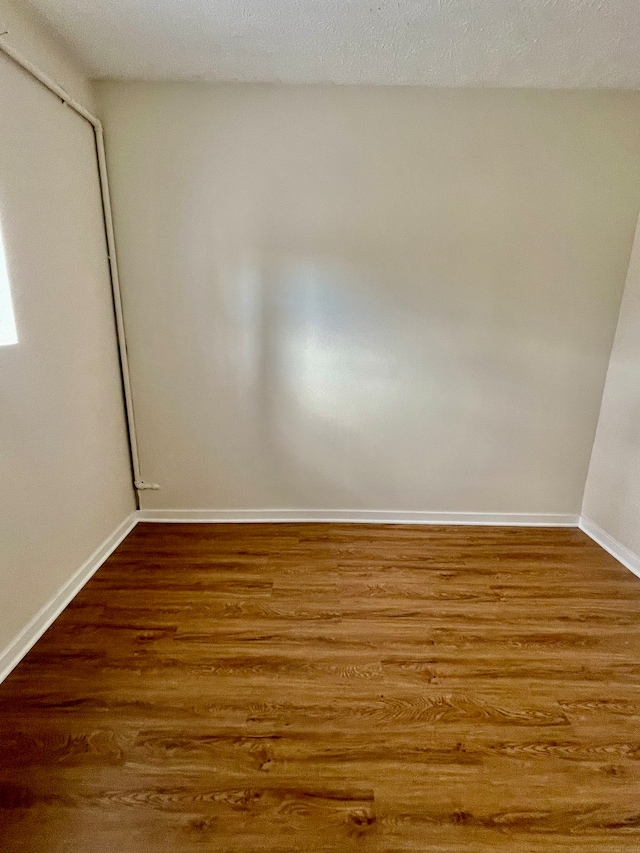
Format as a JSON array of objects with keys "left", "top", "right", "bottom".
[{"left": 21, "top": 0, "right": 640, "bottom": 87}]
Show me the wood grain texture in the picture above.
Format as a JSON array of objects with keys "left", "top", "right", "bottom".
[{"left": 2, "top": 523, "right": 640, "bottom": 851}]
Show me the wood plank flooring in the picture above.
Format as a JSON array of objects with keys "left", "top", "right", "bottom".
[{"left": 2, "top": 523, "right": 640, "bottom": 851}]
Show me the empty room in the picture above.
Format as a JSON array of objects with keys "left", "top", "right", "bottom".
[{"left": 3, "top": 0, "right": 640, "bottom": 849}]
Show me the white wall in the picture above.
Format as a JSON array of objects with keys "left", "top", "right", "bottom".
[
  {"left": 97, "top": 83, "right": 640, "bottom": 514},
  {"left": 582, "top": 215, "right": 640, "bottom": 557},
  {"left": 0, "top": 1, "right": 134, "bottom": 659}
]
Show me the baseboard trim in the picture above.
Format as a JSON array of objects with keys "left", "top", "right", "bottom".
[
  {"left": 0, "top": 507, "right": 584, "bottom": 684},
  {"left": 0, "top": 512, "right": 138, "bottom": 684},
  {"left": 137, "top": 509, "right": 579, "bottom": 526},
  {"left": 579, "top": 516, "right": 640, "bottom": 580}
]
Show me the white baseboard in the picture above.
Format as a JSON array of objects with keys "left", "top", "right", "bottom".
[
  {"left": 0, "top": 507, "right": 584, "bottom": 684},
  {"left": 0, "top": 512, "right": 138, "bottom": 684},
  {"left": 579, "top": 516, "right": 640, "bottom": 580},
  {"left": 137, "top": 508, "right": 579, "bottom": 526}
]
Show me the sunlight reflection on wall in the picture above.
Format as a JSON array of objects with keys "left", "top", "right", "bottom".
[
  {"left": 0, "top": 225, "right": 18, "bottom": 346},
  {"left": 252, "top": 257, "right": 428, "bottom": 505},
  {"left": 277, "top": 260, "right": 394, "bottom": 429}
]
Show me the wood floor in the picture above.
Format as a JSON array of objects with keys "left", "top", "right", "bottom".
[{"left": 2, "top": 524, "right": 640, "bottom": 851}]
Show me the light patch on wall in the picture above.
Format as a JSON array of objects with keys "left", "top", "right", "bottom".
[
  {"left": 277, "top": 261, "right": 396, "bottom": 430},
  {"left": 0, "top": 225, "right": 18, "bottom": 346}
]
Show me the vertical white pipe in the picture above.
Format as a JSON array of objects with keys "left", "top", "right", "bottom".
[
  {"left": 94, "top": 126, "right": 158, "bottom": 491},
  {"left": 0, "top": 37, "right": 158, "bottom": 493}
]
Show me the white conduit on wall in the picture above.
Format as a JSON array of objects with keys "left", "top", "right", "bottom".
[{"left": 0, "top": 37, "right": 159, "bottom": 497}]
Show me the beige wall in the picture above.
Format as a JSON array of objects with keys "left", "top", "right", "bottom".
[
  {"left": 97, "top": 83, "right": 640, "bottom": 513},
  {"left": 0, "top": 0, "right": 94, "bottom": 107},
  {"left": 0, "top": 4, "right": 134, "bottom": 658},
  {"left": 583, "top": 216, "right": 640, "bottom": 556}
]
